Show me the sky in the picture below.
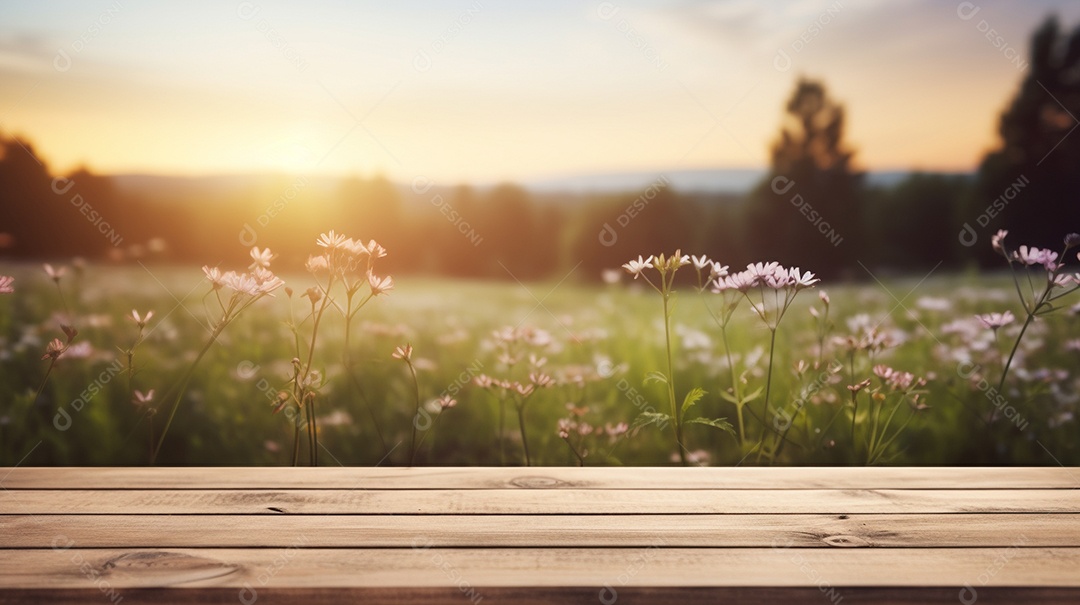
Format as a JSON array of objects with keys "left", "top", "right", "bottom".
[{"left": 1, "top": 0, "right": 1079, "bottom": 184}]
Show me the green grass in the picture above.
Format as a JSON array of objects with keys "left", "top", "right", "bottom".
[{"left": 0, "top": 262, "right": 1076, "bottom": 466}]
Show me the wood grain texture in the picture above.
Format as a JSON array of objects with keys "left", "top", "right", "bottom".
[
  {"left": 0, "top": 513, "right": 1074, "bottom": 548},
  {"left": 3, "top": 466, "right": 1079, "bottom": 489},
  {"left": 5, "top": 488, "right": 1080, "bottom": 514},
  {"left": 5, "top": 587, "right": 1080, "bottom": 605},
  {"left": 2, "top": 467, "right": 1079, "bottom": 604},
  {"left": 2, "top": 548, "right": 1079, "bottom": 588}
]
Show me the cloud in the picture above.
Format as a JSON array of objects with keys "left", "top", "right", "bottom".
[{"left": 0, "top": 32, "right": 54, "bottom": 73}]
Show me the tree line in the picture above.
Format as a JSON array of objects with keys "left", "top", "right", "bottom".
[{"left": 2, "top": 16, "right": 1078, "bottom": 281}]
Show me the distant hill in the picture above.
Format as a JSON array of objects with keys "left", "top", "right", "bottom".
[
  {"left": 108, "top": 168, "right": 974, "bottom": 205},
  {"left": 521, "top": 168, "right": 972, "bottom": 195}
]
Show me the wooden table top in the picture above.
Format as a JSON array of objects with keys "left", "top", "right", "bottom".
[{"left": 1, "top": 467, "right": 1079, "bottom": 604}]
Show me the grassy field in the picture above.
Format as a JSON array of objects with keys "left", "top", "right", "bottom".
[{"left": 0, "top": 259, "right": 1076, "bottom": 467}]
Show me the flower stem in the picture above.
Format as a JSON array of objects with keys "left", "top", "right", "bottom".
[
  {"left": 300, "top": 293, "right": 331, "bottom": 466},
  {"left": 661, "top": 289, "right": 687, "bottom": 466},
  {"left": 498, "top": 398, "right": 506, "bottom": 466},
  {"left": 343, "top": 293, "right": 389, "bottom": 457},
  {"left": 755, "top": 328, "right": 778, "bottom": 463},
  {"left": 516, "top": 401, "right": 532, "bottom": 466},
  {"left": 292, "top": 421, "right": 301, "bottom": 466},
  {"left": 406, "top": 360, "right": 421, "bottom": 467},
  {"left": 997, "top": 310, "right": 1035, "bottom": 397},
  {"left": 151, "top": 326, "right": 222, "bottom": 465},
  {"left": 562, "top": 436, "right": 586, "bottom": 466},
  {"left": 719, "top": 325, "right": 745, "bottom": 447}
]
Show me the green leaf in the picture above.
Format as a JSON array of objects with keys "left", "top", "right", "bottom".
[
  {"left": 630, "top": 411, "right": 673, "bottom": 432},
  {"left": 689, "top": 416, "right": 736, "bottom": 437},
  {"left": 681, "top": 387, "right": 707, "bottom": 415},
  {"left": 643, "top": 371, "right": 668, "bottom": 386}
]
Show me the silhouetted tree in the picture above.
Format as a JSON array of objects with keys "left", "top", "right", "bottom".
[
  {"left": 973, "top": 16, "right": 1080, "bottom": 258},
  {"left": 339, "top": 176, "right": 410, "bottom": 271},
  {"left": 431, "top": 185, "right": 487, "bottom": 278},
  {"left": 746, "top": 78, "right": 864, "bottom": 277},
  {"left": 866, "top": 173, "right": 972, "bottom": 270},
  {"left": 569, "top": 185, "right": 692, "bottom": 281},
  {"left": 0, "top": 136, "right": 53, "bottom": 257},
  {"left": 480, "top": 184, "right": 546, "bottom": 279}
]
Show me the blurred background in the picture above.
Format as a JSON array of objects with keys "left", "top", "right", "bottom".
[
  {"left": 5, "top": 1, "right": 1080, "bottom": 467},
  {"left": 2, "top": 0, "right": 1080, "bottom": 278}
]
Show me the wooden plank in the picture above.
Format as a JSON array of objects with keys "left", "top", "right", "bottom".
[
  {"left": 2, "top": 548, "right": 1078, "bottom": 589},
  {"left": 4, "top": 488, "right": 1080, "bottom": 514},
  {"left": 2, "top": 513, "right": 1076, "bottom": 548},
  {"left": 3, "top": 466, "right": 1079, "bottom": 490},
  {"left": 6, "top": 587, "right": 1080, "bottom": 605}
]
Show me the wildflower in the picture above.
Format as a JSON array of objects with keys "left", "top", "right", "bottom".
[
  {"left": 794, "top": 359, "right": 809, "bottom": 376},
  {"left": 566, "top": 403, "right": 588, "bottom": 417},
  {"left": 621, "top": 255, "right": 653, "bottom": 279},
  {"left": 691, "top": 255, "right": 712, "bottom": 271},
  {"left": 1052, "top": 273, "right": 1073, "bottom": 288},
  {"left": 365, "top": 240, "right": 388, "bottom": 259},
  {"left": 305, "top": 254, "right": 329, "bottom": 273},
  {"left": 0, "top": 275, "right": 13, "bottom": 294},
  {"left": 368, "top": 271, "right": 394, "bottom": 296},
  {"left": 670, "top": 252, "right": 691, "bottom": 270},
  {"left": 673, "top": 449, "right": 710, "bottom": 465},
  {"left": 254, "top": 271, "right": 285, "bottom": 295},
  {"left": 650, "top": 250, "right": 690, "bottom": 274},
  {"left": 43, "top": 263, "right": 65, "bottom": 283},
  {"left": 601, "top": 269, "right": 621, "bottom": 284},
  {"left": 786, "top": 267, "right": 819, "bottom": 289},
  {"left": 342, "top": 238, "right": 368, "bottom": 257},
  {"left": 745, "top": 261, "right": 782, "bottom": 284},
  {"left": 530, "top": 372, "right": 555, "bottom": 388},
  {"left": 847, "top": 378, "right": 872, "bottom": 393},
  {"left": 1065, "top": 233, "right": 1080, "bottom": 249},
  {"left": 819, "top": 291, "right": 830, "bottom": 306},
  {"left": 709, "top": 262, "right": 729, "bottom": 281},
  {"left": 916, "top": 297, "right": 951, "bottom": 312},
  {"left": 873, "top": 365, "right": 924, "bottom": 391},
  {"left": 975, "top": 310, "right": 1015, "bottom": 331},
  {"left": 61, "top": 324, "right": 78, "bottom": 342},
  {"left": 513, "top": 382, "right": 535, "bottom": 397},
  {"left": 249, "top": 247, "right": 274, "bottom": 269},
  {"left": 605, "top": 422, "right": 629, "bottom": 439},
  {"left": 130, "top": 310, "right": 154, "bottom": 329},
  {"left": 202, "top": 266, "right": 225, "bottom": 289},
  {"left": 991, "top": 229, "right": 1008, "bottom": 255},
  {"left": 62, "top": 341, "right": 93, "bottom": 359},
  {"left": 222, "top": 271, "right": 259, "bottom": 295},
  {"left": 302, "top": 287, "right": 322, "bottom": 305},
  {"left": 1013, "top": 246, "right": 1060, "bottom": 271},
  {"left": 132, "top": 389, "right": 155, "bottom": 407},
  {"left": 316, "top": 230, "right": 348, "bottom": 249},
  {"left": 41, "top": 338, "right": 66, "bottom": 361},
  {"left": 250, "top": 266, "right": 272, "bottom": 283},
  {"left": 763, "top": 271, "right": 788, "bottom": 289},
  {"left": 435, "top": 394, "right": 457, "bottom": 409},
  {"left": 714, "top": 270, "right": 754, "bottom": 292},
  {"left": 392, "top": 344, "right": 413, "bottom": 361}
]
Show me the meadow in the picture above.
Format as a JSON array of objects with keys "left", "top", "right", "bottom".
[{"left": 1, "top": 235, "right": 1077, "bottom": 467}]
